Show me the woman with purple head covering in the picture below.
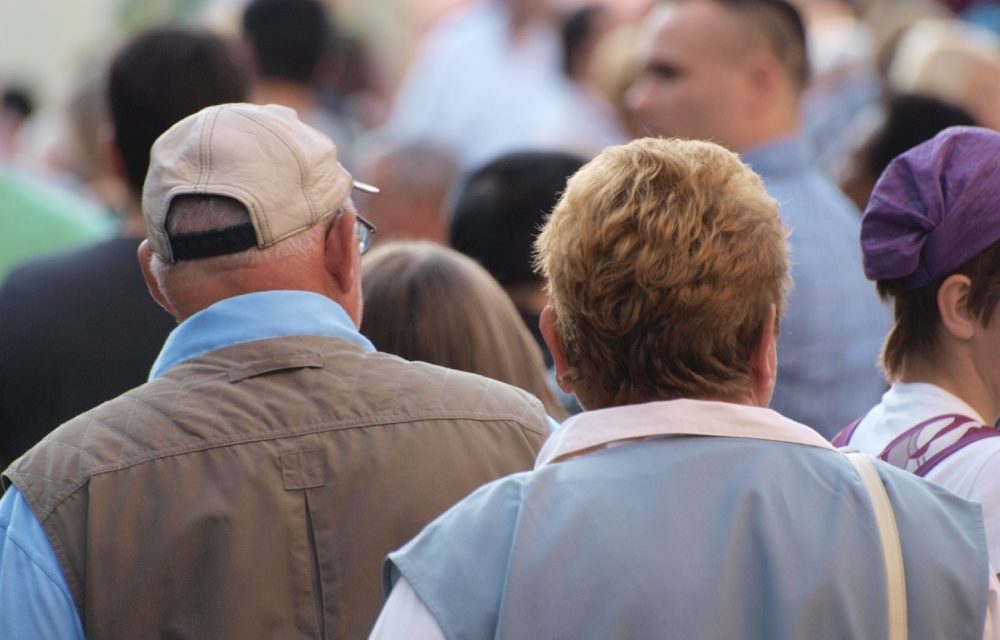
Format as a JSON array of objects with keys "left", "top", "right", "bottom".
[{"left": 834, "top": 126, "right": 1000, "bottom": 570}]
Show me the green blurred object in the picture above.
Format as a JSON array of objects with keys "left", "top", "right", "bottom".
[
  {"left": 116, "top": 0, "right": 205, "bottom": 32},
  {"left": 0, "top": 171, "right": 115, "bottom": 282}
]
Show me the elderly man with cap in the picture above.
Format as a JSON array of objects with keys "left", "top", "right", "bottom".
[
  {"left": 0, "top": 103, "right": 549, "bottom": 639},
  {"left": 369, "top": 137, "right": 1000, "bottom": 640},
  {"left": 834, "top": 126, "right": 1000, "bottom": 571}
]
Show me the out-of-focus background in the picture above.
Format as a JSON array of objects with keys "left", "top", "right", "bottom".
[{"left": 1, "top": 0, "right": 999, "bottom": 456}]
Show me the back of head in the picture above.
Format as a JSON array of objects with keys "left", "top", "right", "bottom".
[
  {"left": 361, "top": 241, "right": 566, "bottom": 418},
  {"left": 842, "top": 92, "right": 976, "bottom": 209},
  {"left": 861, "top": 126, "right": 1000, "bottom": 380},
  {"left": 535, "top": 137, "right": 789, "bottom": 409},
  {"left": 867, "top": 94, "right": 976, "bottom": 177},
  {"left": 109, "top": 27, "right": 250, "bottom": 195},
  {"left": 141, "top": 103, "right": 373, "bottom": 318},
  {"left": 730, "top": 0, "right": 810, "bottom": 93},
  {"left": 242, "top": 0, "right": 330, "bottom": 84},
  {"left": 450, "top": 151, "right": 587, "bottom": 288},
  {"left": 357, "top": 142, "right": 459, "bottom": 244}
]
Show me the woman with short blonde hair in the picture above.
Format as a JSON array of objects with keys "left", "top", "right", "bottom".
[{"left": 535, "top": 136, "right": 789, "bottom": 409}]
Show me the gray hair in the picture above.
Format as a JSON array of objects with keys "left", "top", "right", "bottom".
[{"left": 148, "top": 194, "right": 342, "bottom": 284}]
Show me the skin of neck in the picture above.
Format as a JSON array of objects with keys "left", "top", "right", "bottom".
[
  {"left": 734, "top": 104, "right": 801, "bottom": 152},
  {"left": 253, "top": 80, "right": 316, "bottom": 115},
  {"left": 143, "top": 212, "right": 362, "bottom": 326},
  {"left": 899, "top": 342, "right": 1000, "bottom": 425}
]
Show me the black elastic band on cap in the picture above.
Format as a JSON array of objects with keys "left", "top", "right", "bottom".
[{"left": 169, "top": 223, "right": 257, "bottom": 261}]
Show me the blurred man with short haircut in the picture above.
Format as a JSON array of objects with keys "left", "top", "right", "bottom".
[{"left": 627, "top": 0, "right": 890, "bottom": 437}]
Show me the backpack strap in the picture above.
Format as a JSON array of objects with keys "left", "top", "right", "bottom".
[{"left": 878, "top": 413, "right": 1000, "bottom": 477}]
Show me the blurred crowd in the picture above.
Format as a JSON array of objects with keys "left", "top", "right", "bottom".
[
  {"left": 2, "top": 0, "right": 997, "bottom": 443},
  {"left": 1, "top": 0, "right": 1000, "bottom": 637}
]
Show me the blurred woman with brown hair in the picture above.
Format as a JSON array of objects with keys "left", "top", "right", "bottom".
[{"left": 361, "top": 241, "right": 567, "bottom": 420}]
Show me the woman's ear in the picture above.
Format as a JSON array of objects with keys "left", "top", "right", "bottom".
[
  {"left": 540, "top": 305, "right": 573, "bottom": 393},
  {"left": 938, "top": 274, "right": 976, "bottom": 341},
  {"left": 750, "top": 303, "right": 778, "bottom": 407}
]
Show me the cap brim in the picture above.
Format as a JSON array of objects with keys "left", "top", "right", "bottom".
[{"left": 353, "top": 180, "right": 379, "bottom": 194}]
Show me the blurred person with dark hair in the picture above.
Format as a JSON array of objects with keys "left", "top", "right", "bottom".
[
  {"left": 362, "top": 241, "right": 567, "bottom": 420},
  {"left": 354, "top": 141, "right": 459, "bottom": 245},
  {"left": 243, "top": 0, "right": 358, "bottom": 167},
  {"left": 316, "top": 30, "right": 393, "bottom": 133},
  {"left": 0, "top": 85, "right": 33, "bottom": 161},
  {"left": 834, "top": 127, "right": 1000, "bottom": 569},
  {"left": 449, "top": 150, "right": 586, "bottom": 368},
  {"left": 0, "top": 80, "right": 112, "bottom": 282},
  {"left": 0, "top": 27, "right": 249, "bottom": 466},
  {"left": 841, "top": 93, "right": 976, "bottom": 211},
  {"left": 627, "top": 0, "right": 890, "bottom": 438},
  {"left": 0, "top": 103, "right": 548, "bottom": 638},
  {"left": 370, "top": 136, "right": 1000, "bottom": 640}
]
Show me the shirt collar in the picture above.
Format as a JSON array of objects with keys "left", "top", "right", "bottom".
[
  {"left": 884, "top": 381, "right": 987, "bottom": 424},
  {"left": 741, "top": 134, "right": 810, "bottom": 177},
  {"left": 149, "top": 290, "right": 373, "bottom": 379},
  {"left": 536, "top": 398, "right": 834, "bottom": 467}
]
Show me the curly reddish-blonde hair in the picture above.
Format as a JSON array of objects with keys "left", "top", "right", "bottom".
[{"left": 534, "top": 137, "right": 790, "bottom": 409}]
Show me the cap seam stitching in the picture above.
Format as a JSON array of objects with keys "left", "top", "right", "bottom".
[{"left": 232, "top": 109, "right": 319, "bottom": 242}]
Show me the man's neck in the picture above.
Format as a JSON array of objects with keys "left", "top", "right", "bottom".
[
  {"left": 253, "top": 80, "right": 315, "bottom": 116},
  {"left": 901, "top": 349, "right": 1000, "bottom": 425}
]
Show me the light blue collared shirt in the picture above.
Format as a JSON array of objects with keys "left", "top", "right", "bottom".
[
  {"left": 742, "top": 136, "right": 891, "bottom": 438},
  {"left": 0, "top": 291, "right": 372, "bottom": 638}
]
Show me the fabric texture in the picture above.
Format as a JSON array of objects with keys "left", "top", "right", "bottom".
[
  {"left": 0, "top": 236, "right": 176, "bottom": 465},
  {"left": 381, "top": 399, "right": 993, "bottom": 640},
  {"left": 743, "top": 135, "right": 891, "bottom": 437},
  {"left": 861, "top": 126, "right": 1000, "bottom": 290},
  {"left": 1, "top": 291, "right": 549, "bottom": 640}
]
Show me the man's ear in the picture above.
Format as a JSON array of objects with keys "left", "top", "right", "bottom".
[
  {"left": 540, "top": 305, "right": 573, "bottom": 393},
  {"left": 742, "top": 47, "right": 782, "bottom": 113},
  {"left": 323, "top": 210, "right": 359, "bottom": 296},
  {"left": 938, "top": 273, "right": 976, "bottom": 341},
  {"left": 137, "top": 240, "right": 178, "bottom": 318},
  {"left": 750, "top": 303, "right": 778, "bottom": 407}
]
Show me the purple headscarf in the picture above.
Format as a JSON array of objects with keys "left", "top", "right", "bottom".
[{"left": 861, "top": 126, "right": 1000, "bottom": 291}]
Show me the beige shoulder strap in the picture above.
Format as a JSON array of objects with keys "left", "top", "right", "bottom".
[{"left": 844, "top": 450, "right": 908, "bottom": 640}]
